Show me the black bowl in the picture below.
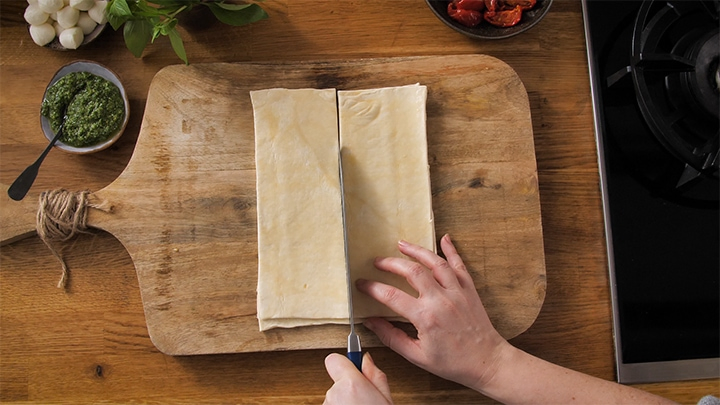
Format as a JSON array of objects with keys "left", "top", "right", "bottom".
[{"left": 425, "top": 0, "right": 552, "bottom": 39}]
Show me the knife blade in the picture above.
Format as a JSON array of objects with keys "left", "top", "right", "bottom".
[{"left": 338, "top": 146, "right": 362, "bottom": 371}]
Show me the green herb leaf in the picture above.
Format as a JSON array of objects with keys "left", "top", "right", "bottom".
[
  {"left": 151, "top": 25, "right": 161, "bottom": 42},
  {"left": 167, "top": 28, "right": 189, "bottom": 65},
  {"left": 151, "top": 0, "right": 195, "bottom": 7},
  {"left": 123, "top": 19, "right": 153, "bottom": 58},
  {"left": 107, "top": 0, "right": 267, "bottom": 64},
  {"left": 151, "top": 17, "right": 178, "bottom": 41},
  {"left": 206, "top": 3, "right": 268, "bottom": 26},
  {"left": 106, "top": 0, "right": 133, "bottom": 30},
  {"left": 214, "top": 2, "right": 253, "bottom": 11}
]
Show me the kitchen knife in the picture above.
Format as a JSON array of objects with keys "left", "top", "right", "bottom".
[{"left": 338, "top": 147, "right": 362, "bottom": 371}]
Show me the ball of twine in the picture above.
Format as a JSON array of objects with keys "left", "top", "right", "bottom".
[{"left": 36, "top": 189, "right": 112, "bottom": 289}]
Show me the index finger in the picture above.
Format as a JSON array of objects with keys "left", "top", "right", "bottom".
[
  {"left": 373, "top": 255, "right": 438, "bottom": 294},
  {"left": 397, "top": 239, "right": 459, "bottom": 289},
  {"left": 440, "top": 234, "right": 475, "bottom": 290}
]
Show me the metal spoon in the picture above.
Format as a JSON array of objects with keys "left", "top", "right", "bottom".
[
  {"left": 7, "top": 116, "right": 70, "bottom": 201},
  {"left": 7, "top": 84, "right": 84, "bottom": 201}
]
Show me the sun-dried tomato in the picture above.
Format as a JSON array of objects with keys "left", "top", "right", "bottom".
[
  {"left": 484, "top": 4, "right": 523, "bottom": 27},
  {"left": 448, "top": 1, "right": 483, "bottom": 27},
  {"left": 501, "top": 0, "right": 537, "bottom": 10},
  {"left": 455, "top": 0, "right": 486, "bottom": 11},
  {"left": 445, "top": 0, "right": 536, "bottom": 28},
  {"left": 484, "top": 0, "right": 498, "bottom": 14}
]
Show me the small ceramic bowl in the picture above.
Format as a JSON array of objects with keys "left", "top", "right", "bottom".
[
  {"left": 40, "top": 61, "right": 129, "bottom": 154},
  {"left": 425, "top": 0, "right": 553, "bottom": 40}
]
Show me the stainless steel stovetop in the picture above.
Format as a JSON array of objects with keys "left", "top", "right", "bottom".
[{"left": 581, "top": 0, "right": 719, "bottom": 384}]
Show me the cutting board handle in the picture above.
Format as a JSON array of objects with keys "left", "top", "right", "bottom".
[
  {"left": 0, "top": 185, "right": 111, "bottom": 246},
  {"left": 1, "top": 184, "right": 38, "bottom": 245}
]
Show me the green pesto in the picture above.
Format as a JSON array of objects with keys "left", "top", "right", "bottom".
[{"left": 41, "top": 72, "right": 125, "bottom": 148}]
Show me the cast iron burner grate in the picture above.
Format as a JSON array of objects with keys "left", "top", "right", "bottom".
[{"left": 607, "top": 0, "right": 719, "bottom": 187}]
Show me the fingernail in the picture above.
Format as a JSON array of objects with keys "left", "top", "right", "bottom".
[
  {"left": 398, "top": 239, "right": 409, "bottom": 247},
  {"left": 355, "top": 278, "right": 368, "bottom": 289},
  {"left": 363, "top": 318, "right": 376, "bottom": 330}
]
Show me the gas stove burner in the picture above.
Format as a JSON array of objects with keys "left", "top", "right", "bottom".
[
  {"left": 631, "top": 0, "right": 719, "bottom": 180},
  {"left": 607, "top": 0, "right": 719, "bottom": 184}
]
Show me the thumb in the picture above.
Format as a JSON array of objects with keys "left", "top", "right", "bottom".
[
  {"left": 362, "top": 352, "right": 392, "bottom": 403},
  {"left": 325, "top": 353, "right": 360, "bottom": 382}
]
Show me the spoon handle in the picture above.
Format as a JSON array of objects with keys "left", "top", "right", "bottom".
[{"left": 7, "top": 125, "right": 65, "bottom": 201}]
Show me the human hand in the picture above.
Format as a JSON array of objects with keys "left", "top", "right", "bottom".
[
  {"left": 323, "top": 352, "right": 393, "bottom": 405},
  {"left": 356, "top": 234, "right": 509, "bottom": 391}
]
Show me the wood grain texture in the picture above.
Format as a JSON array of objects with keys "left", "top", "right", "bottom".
[
  {"left": 1, "top": 55, "right": 546, "bottom": 355},
  {"left": 1, "top": 0, "right": 717, "bottom": 403}
]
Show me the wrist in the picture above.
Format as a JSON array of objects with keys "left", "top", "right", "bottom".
[{"left": 463, "top": 335, "right": 516, "bottom": 393}]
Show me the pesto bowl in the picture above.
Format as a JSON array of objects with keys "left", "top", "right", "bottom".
[{"left": 40, "top": 60, "right": 129, "bottom": 154}]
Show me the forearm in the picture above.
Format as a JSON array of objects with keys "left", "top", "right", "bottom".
[{"left": 472, "top": 343, "right": 677, "bottom": 405}]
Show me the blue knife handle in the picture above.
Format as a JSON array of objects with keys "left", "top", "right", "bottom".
[{"left": 348, "top": 350, "right": 362, "bottom": 371}]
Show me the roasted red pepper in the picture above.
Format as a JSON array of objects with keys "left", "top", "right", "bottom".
[
  {"left": 484, "top": 4, "right": 523, "bottom": 27},
  {"left": 447, "top": 1, "right": 483, "bottom": 27}
]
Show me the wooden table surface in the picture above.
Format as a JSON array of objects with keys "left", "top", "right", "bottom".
[{"left": 0, "top": 1, "right": 717, "bottom": 403}]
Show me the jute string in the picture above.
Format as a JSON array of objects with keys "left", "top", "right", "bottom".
[{"left": 36, "top": 189, "right": 112, "bottom": 289}]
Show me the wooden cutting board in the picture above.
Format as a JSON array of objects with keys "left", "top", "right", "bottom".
[{"left": 0, "top": 55, "right": 546, "bottom": 355}]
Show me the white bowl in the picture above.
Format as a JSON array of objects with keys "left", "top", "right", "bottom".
[{"left": 40, "top": 60, "right": 129, "bottom": 154}]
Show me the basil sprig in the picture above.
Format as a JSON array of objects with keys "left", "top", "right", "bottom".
[{"left": 106, "top": 0, "right": 268, "bottom": 64}]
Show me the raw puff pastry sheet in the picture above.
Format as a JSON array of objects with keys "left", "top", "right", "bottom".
[{"left": 251, "top": 84, "right": 435, "bottom": 331}]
